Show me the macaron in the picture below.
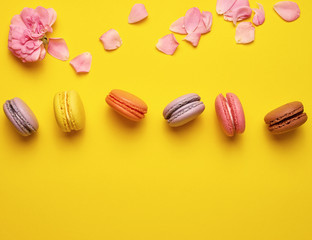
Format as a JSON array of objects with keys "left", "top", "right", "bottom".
[
  {"left": 215, "top": 93, "right": 245, "bottom": 137},
  {"left": 163, "top": 93, "right": 205, "bottom": 127},
  {"left": 3, "top": 97, "right": 39, "bottom": 136},
  {"left": 54, "top": 90, "right": 86, "bottom": 132},
  {"left": 106, "top": 89, "right": 148, "bottom": 121},
  {"left": 264, "top": 101, "right": 308, "bottom": 134}
]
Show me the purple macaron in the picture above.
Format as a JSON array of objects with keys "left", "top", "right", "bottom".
[
  {"left": 3, "top": 97, "right": 39, "bottom": 136},
  {"left": 163, "top": 93, "right": 205, "bottom": 127}
]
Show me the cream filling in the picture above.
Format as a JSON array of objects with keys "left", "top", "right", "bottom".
[
  {"left": 64, "top": 91, "right": 74, "bottom": 131},
  {"left": 225, "top": 99, "right": 235, "bottom": 130}
]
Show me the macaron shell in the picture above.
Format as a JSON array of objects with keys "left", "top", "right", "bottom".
[
  {"left": 54, "top": 90, "right": 85, "bottom": 132},
  {"left": 268, "top": 112, "right": 308, "bottom": 134},
  {"left": 3, "top": 100, "right": 29, "bottom": 136},
  {"left": 67, "top": 90, "right": 86, "bottom": 131},
  {"left": 13, "top": 97, "right": 39, "bottom": 131},
  {"left": 215, "top": 94, "right": 235, "bottom": 136},
  {"left": 163, "top": 93, "right": 201, "bottom": 119},
  {"left": 168, "top": 101, "right": 205, "bottom": 127},
  {"left": 3, "top": 98, "right": 38, "bottom": 136},
  {"left": 109, "top": 89, "right": 148, "bottom": 113},
  {"left": 264, "top": 101, "right": 303, "bottom": 125},
  {"left": 106, "top": 95, "right": 143, "bottom": 121},
  {"left": 226, "top": 93, "right": 245, "bottom": 134},
  {"left": 54, "top": 92, "right": 70, "bottom": 132}
]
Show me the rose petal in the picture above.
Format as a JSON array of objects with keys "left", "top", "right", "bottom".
[
  {"left": 47, "top": 8, "right": 57, "bottom": 27},
  {"left": 253, "top": 3, "right": 265, "bottom": 26},
  {"left": 169, "top": 17, "right": 187, "bottom": 34},
  {"left": 128, "top": 4, "right": 148, "bottom": 23},
  {"left": 232, "top": 6, "right": 252, "bottom": 25},
  {"left": 10, "top": 14, "right": 26, "bottom": 28},
  {"left": 216, "top": 0, "right": 238, "bottom": 15},
  {"left": 202, "top": 11, "right": 213, "bottom": 30},
  {"left": 184, "top": 7, "right": 201, "bottom": 34},
  {"left": 235, "top": 22, "right": 255, "bottom": 44},
  {"left": 70, "top": 52, "right": 92, "bottom": 73},
  {"left": 184, "top": 32, "right": 201, "bottom": 47},
  {"left": 224, "top": 0, "right": 250, "bottom": 21},
  {"left": 156, "top": 34, "right": 179, "bottom": 55},
  {"left": 194, "top": 11, "right": 213, "bottom": 34},
  {"left": 47, "top": 38, "right": 69, "bottom": 61},
  {"left": 35, "top": 6, "right": 50, "bottom": 26},
  {"left": 194, "top": 19, "right": 207, "bottom": 34},
  {"left": 20, "top": 8, "right": 36, "bottom": 29},
  {"left": 25, "top": 49, "right": 40, "bottom": 62},
  {"left": 273, "top": 1, "right": 300, "bottom": 22},
  {"left": 99, "top": 29, "right": 122, "bottom": 51},
  {"left": 39, "top": 45, "right": 46, "bottom": 61}
]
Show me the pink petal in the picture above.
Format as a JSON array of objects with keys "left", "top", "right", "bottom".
[
  {"left": 232, "top": 6, "right": 252, "bottom": 25},
  {"left": 253, "top": 3, "right": 265, "bottom": 26},
  {"left": 169, "top": 17, "right": 187, "bottom": 34},
  {"left": 235, "top": 22, "right": 255, "bottom": 44},
  {"left": 70, "top": 52, "right": 92, "bottom": 73},
  {"left": 128, "top": 4, "right": 148, "bottom": 23},
  {"left": 10, "top": 15, "right": 26, "bottom": 28},
  {"left": 273, "top": 1, "right": 300, "bottom": 22},
  {"left": 25, "top": 46, "right": 41, "bottom": 62},
  {"left": 216, "top": 0, "right": 238, "bottom": 14},
  {"left": 35, "top": 6, "right": 50, "bottom": 26},
  {"left": 47, "top": 8, "right": 57, "bottom": 26},
  {"left": 184, "top": 32, "right": 201, "bottom": 47},
  {"left": 156, "top": 34, "right": 179, "bottom": 55},
  {"left": 39, "top": 45, "right": 46, "bottom": 61},
  {"left": 20, "top": 8, "right": 36, "bottom": 28},
  {"left": 194, "top": 11, "right": 213, "bottom": 34},
  {"left": 202, "top": 11, "right": 213, "bottom": 30},
  {"left": 47, "top": 38, "right": 69, "bottom": 61},
  {"left": 224, "top": 0, "right": 250, "bottom": 21},
  {"left": 184, "top": 7, "right": 201, "bottom": 34},
  {"left": 99, "top": 29, "right": 122, "bottom": 50}
]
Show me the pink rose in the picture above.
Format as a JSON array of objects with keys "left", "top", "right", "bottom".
[{"left": 8, "top": 6, "right": 57, "bottom": 62}]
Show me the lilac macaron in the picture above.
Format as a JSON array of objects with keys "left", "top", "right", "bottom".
[
  {"left": 215, "top": 93, "right": 245, "bottom": 137},
  {"left": 3, "top": 97, "right": 39, "bottom": 136},
  {"left": 163, "top": 93, "right": 205, "bottom": 127}
]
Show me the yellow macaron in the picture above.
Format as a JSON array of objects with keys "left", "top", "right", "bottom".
[{"left": 53, "top": 90, "right": 86, "bottom": 132}]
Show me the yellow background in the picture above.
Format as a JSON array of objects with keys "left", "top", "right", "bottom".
[{"left": 1, "top": 0, "right": 311, "bottom": 239}]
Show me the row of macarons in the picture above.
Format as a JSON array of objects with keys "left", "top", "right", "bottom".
[{"left": 3, "top": 89, "right": 308, "bottom": 137}]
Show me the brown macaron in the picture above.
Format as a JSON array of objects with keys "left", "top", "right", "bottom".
[{"left": 264, "top": 101, "right": 308, "bottom": 134}]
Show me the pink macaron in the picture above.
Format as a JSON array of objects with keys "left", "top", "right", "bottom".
[{"left": 215, "top": 93, "right": 245, "bottom": 137}]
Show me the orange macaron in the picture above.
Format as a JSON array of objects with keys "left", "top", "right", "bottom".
[{"left": 105, "top": 89, "right": 148, "bottom": 121}]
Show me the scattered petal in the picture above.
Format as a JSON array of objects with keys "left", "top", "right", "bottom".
[
  {"left": 224, "top": 0, "right": 250, "bottom": 21},
  {"left": 194, "top": 11, "right": 213, "bottom": 34},
  {"left": 170, "top": 17, "right": 187, "bottom": 34},
  {"left": 235, "top": 22, "right": 255, "bottom": 44},
  {"left": 232, "top": 6, "right": 252, "bottom": 25},
  {"left": 47, "top": 38, "right": 69, "bottom": 61},
  {"left": 128, "top": 4, "right": 148, "bottom": 23},
  {"left": 202, "top": 11, "right": 213, "bottom": 30},
  {"left": 253, "top": 3, "right": 265, "bottom": 26},
  {"left": 156, "top": 34, "right": 179, "bottom": 55},
  {"left": 184, "top": 7, "right": 201, "bottom": 34},
  {"left": 216, "top": 0, "right": 238, "bottom": 15},
  {"left": 70, "top": 52, "right": 92, "bottom": 73},
  {"left": 273, "top": 1, "right": 300, "bottom": 22},
  {"left": 99, "top": 29, "right": 122, "bottom": 51},
  {"left": 184, "top": 32, "right": 201, "bottom": 47}
]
